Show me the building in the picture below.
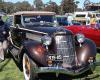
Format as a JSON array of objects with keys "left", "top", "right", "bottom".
[{"left": 85, "top": 3, "right": 100, "bottom": 11}]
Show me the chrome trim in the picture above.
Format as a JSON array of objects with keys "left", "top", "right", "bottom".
[
  {"left": 19, "top": 27, "right": 47, "bottom": 35},
  {"left": 9, "top": 31, "right": 20, "bottom": 49},
  {"left": 55, "top": 34, "right": 75, "bottom": 66},
  {"left": 10, "top": 26, "right": 47, "bottom": 35}
]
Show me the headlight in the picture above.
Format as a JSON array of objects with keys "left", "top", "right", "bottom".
[
  {"left": 41, "top": 35, "right": 52, "bottom": 46},
  {"left": 76, "top": 33, "right": 85, "bottom": 43}
]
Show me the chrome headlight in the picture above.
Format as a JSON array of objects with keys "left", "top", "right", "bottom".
[
  {"left": 41, "top": 35, "right": 52, "bottom": 46},
  {"left": 76, "top": 33, "right": 85, "bottom": 43}
]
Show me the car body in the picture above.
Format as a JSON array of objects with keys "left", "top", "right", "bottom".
[
  {"left": 65, "top": 25, "right": 100, "bottom": 49},
  {"left": 73, "top": 12, "right": 89, "bottom": 25},
  {"left": 8, "top": 11, "right": 97, "bottom": 80},
  {"left": 56, "top": 15, "right": 68, "bottom": 26},
  {"left": 56, "top": 15, "right": 81, "bottom": 26}
]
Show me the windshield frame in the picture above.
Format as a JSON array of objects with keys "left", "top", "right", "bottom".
[{"left": 21, "top": 14, "right": 56, "bottom": 27}]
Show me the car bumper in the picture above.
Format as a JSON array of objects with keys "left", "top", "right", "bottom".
[{"left": 34, "top": 64, "right": 92, "bottom": 76}]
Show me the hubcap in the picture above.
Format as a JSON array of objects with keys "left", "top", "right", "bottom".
[{"left": 23, "top": 54, "right": 31, "bottom": 80}]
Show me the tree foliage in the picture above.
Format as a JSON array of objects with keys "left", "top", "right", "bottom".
[
  {"left": 34, "top": 0, "right": 44, "bottom": 10},
  {"left": 14, "top": 1, "right": 32, "bottom": 12},
  {"left": 43, "top": 1, "right": 59, "bottom": 14},
  {"left": 0, "top": 1, "right": 32, "bottom": 13},
  {"left": 61, "top": 0, "right": 76, "bottom": 14},
  {"left": 0, "top": 0, "right": 80, "bottom": 14}
]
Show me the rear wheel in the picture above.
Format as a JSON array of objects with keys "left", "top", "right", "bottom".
[{"left": 23, "top": 53, "right": 38, "bottom": 80}]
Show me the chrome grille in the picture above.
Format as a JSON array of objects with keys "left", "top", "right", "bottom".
[{"left": 55, "top": 34, "right": 75, "bottom": 66}]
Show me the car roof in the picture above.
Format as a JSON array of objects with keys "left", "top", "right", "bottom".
[
  {"left": 56, "top": 15, "right": 67, "bottom": 17},
  {"left": 13, "top": 11, "right": 56, "bottom": 15}
]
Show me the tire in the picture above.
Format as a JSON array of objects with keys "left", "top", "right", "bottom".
[{"left": 23, "top": 53, "right": 38, "bottom": 80}]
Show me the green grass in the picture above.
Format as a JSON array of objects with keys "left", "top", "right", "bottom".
[
  {"left": 0, "top": 54, "right": 100, "bottom": 80},
  {"left": 0, "top": 59, "right": 23, "bottom": 80}
]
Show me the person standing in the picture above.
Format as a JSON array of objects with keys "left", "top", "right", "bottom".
[
  {"left": 67, "top": 14, "right": 73, "bottom": 26},
  {"left": 90, "top": 14, "right": 96, "bottom": 28},
  {"left": 0, "top": 16, "right": 9, "bottom": 61},
  {"left": 86, "top": 14, "right": 90, "bottom": 26}
]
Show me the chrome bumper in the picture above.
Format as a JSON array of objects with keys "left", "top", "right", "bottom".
[{"left": 34, "top": 65, "right": 92, "bottom": 76}]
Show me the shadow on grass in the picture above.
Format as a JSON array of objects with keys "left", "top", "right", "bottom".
[{"left": 0, "top": 59, "right": 11, "bottom": 71}]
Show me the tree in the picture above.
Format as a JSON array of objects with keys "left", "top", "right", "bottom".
[
  {"left": 61, "top": 0, "right": 76, "bottom": 14},
  {"left": 14, "top": 1, "right": 32, "bottom": 12},
  {"left": 0, "top": 0, "right": 4, "bottom": 11},
  {"left": 3, "top": 2, "right": 14, "bottom": 13},
  {"left": 75, "top": 1, "right": 80, "bottom": 11},
  {"left": 0, "top": 0, "right": 3, "bottom": 2},
  {"left": 34, "top": 0, "right": 44, "bottom": 10},
  {"left": 43, "top": 1, "right": 59, "bottom": 14}
]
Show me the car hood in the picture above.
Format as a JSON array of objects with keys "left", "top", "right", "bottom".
[{"left": 25, "top": 26, "right": 72, "bottom": 35}]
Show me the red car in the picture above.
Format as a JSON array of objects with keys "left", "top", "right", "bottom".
[{"left": 65, "top": 25, "right": 100, "bottom": 48}]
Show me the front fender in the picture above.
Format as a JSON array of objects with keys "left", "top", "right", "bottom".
[
  {"left": 23, "top": 40, "right": 47, "bottom": 66},
  {"left": 76, "top": 38, "right": 97, "bottom": 64}
]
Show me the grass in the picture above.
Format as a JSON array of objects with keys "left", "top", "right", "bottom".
[
  {"left": 0, "top": 59, "right": 23, "bottom": 80},
  {"left": 0, "top": 54, "right": 100, "bottom": 80}
]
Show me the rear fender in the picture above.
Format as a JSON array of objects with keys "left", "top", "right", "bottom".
[{"left": 76, "top": 38, "right": 96, "bottom": 64}]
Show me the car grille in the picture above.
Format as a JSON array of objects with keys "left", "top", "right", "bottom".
[{"left": 55, "top": 34, "right": 75, "bottom": 66}]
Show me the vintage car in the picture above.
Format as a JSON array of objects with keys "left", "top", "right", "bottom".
[
  {"left": 65, "top": 25, "right": 100, "bottom": 50},
  {"left": 8, "top": 11, "right": 98, "bottom": 80}
]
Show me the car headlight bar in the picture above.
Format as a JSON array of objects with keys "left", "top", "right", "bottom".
[{"left": 76, "top": 33, "right": 85, "bottom": 44}]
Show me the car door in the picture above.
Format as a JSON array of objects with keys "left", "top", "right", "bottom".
[{"left": 9, "top": 15, "right": 25, "bottom": 59}]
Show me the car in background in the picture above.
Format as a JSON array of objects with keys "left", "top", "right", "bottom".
[
  {"left": 5, "top": 15, "right": 13, "bottom": 26},
  {"left": 56, "top": 15, "right": 81, "bottom": 26},
  {"left": 73, "top": 12, "right": 89, "bottom": 25},
  {"left": 7, "top": 11, "right": 98, "bottom": 80},
  {"left": 56, "top": 15, "right": 68, "bottom": 26},
  {"left": 65, "top": 25, "right": 100, "bottom": 49},
  {"left": 96, "top": 13, "right": 100, "bottom": 23},
  {"left": 72, "top": 20, "right": 82, "bottom": 25}
]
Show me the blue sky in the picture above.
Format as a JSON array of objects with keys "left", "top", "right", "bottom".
[{"left": 5, "top": 0, "right": 99, "bottom": 8}]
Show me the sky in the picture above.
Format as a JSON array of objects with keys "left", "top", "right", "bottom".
[{"left": 4, "top": 0, "right": 100, "bottom": 8}]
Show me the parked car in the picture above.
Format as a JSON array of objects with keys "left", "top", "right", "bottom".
[
  {"left": 56, "top": 15, "right": 81, "bottom": 26},
  {"left": 73, "top": 12, "right": 89, "bottom": 25},
  {"left": 8, "top": 11, "right": 98, "bottom": 80},
  {"left": 72, "top": 20, "right": 82, "bottom": 25},
  {"left": 95, "top": 13, "right": 100, "bottom": 23},
  {"left": 65, "top": 25, "right": 100, "bottom": 49},
  {"left": 56, "top": 15, "right": 68, "bottom": 26},
  {"left": 5, "top": 15, "right": 13, "bottom": 26}
]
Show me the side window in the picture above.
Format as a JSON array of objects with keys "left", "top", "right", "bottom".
[{"left": 15, "top": 15, "right": 21, "bottom": 24}]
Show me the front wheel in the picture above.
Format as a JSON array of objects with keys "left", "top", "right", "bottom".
[{"left": 23, "top": 53, "right": 38, "bottom": 80}]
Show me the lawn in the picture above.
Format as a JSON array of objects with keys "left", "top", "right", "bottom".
[
  {"left": 0, "top": 54, "right": 100, "bottom": 80},
  {"left": 0, "top": 59, "right": 23, "bottom": 80}
]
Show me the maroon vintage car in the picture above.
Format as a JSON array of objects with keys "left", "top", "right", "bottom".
[{"left": 65, "top": 25, "right": 100, "bottom": 49}]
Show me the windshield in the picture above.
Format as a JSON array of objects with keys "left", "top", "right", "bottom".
[
  {"left": 22, "top": 15, "right": 55, "bottom": 27},
  {"left": 96, "top": 14, "right": 100, "bottom": 17},
  {"left": 76, "top": 15, "right": 86, "bottom": 17}
]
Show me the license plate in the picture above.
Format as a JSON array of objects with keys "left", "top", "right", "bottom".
[{"left": 48, "top": 55, "right": 63, "bottom": 61}]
